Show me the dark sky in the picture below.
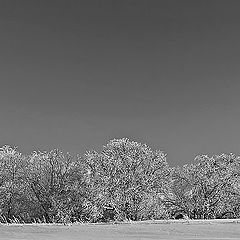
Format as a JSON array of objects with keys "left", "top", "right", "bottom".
[{"left": 1, "top": 0, "right": 240, "bottom": 166}]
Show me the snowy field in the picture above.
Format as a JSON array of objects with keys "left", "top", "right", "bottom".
[{"left": 0, "top": 220, "right": 240, "bottom": 240}]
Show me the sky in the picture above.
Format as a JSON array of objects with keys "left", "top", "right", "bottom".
[{"left": 0, "top": 0, "right": 240, "bottom": 166}]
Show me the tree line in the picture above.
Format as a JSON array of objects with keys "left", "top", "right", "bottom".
[{"left": 0, "top": 138, "right": 239, "bottom": 223}]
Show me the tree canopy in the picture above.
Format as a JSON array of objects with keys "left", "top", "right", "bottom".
[{"left": 0, "top": 140, "right": 239, "bottom": 223}]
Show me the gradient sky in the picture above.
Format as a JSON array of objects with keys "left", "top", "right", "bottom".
[{"left": 1, "top": 0, "right": 240, "bottom": 166}]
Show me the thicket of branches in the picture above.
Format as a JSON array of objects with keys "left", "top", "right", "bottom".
[{"left": 0, "top": 138, "right": 239, "bottom": 223}]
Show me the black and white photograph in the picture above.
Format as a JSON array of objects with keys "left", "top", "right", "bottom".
[{"left": 0, "top": 0, "right": 240, "bottom": 239}]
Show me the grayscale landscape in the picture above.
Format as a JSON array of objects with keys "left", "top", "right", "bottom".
[{"left": 1, "top": 0, "right": 240, "bottom": 239}]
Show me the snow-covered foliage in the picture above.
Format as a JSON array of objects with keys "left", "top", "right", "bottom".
[{"left": 0, "top": 141, "right": 239, "bottom": 223}]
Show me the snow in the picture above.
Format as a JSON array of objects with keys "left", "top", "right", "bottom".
[{"left": 0, "top": 220, "right": 240, "bottom": 240}]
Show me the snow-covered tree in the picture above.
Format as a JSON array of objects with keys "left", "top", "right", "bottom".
[
  {"left": 163, "top": 153, "right": 240, "bottom": 219},
  {"left": 83, "top": 138, "right": 170, "bottom": 221}
]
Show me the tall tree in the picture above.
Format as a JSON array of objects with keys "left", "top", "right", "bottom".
[
  {"left": 163, "top": 153, "right": 240, "bottom": 219},
  {"left": 26, "top": 149, "right": 86, "bottom": 222},
  {"left": 83, "top": 138, "right": 170, "bottom": 221}
]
